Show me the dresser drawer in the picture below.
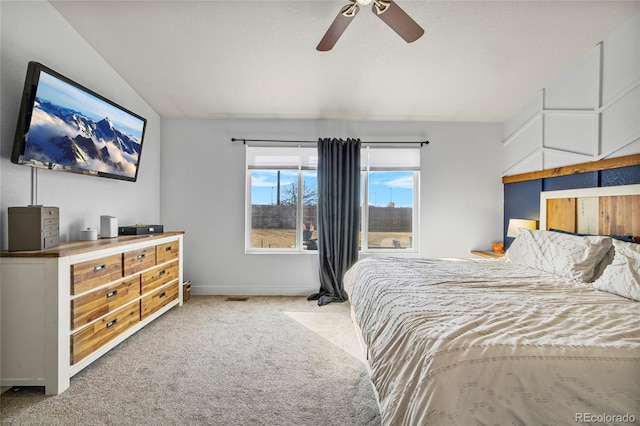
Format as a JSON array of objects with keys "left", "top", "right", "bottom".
[
  {"left": 44, "top": 217, "right": 58, "bottom": 226},
  {"left": 141, "top": 282, "right": 179, "bottom": 320},
  {"left": 71, "top": 276, "right": 141, "bottom": 330},
  {"left": 43, "top": 219, "right": 59, "bottom": 237},
  {"left": 41, "top": 207, "right": 59, "bottom": 219},
  {"left": 141, "top": 262, "right": 179, "bottom": 294},
  {"left": 156, "top": 241, "right": 179, "bottom": 264},
  {"left": 71, "top": 303, "right": 140, "bottom": 364},
  {"left": 43, "top": 227, "right": 58, "bottom": 238},
  {"left": 71, "top": 254, "right": 123, "bottom": 295},
  {"left": 123, "top": 247, "right": 156, "bottom": 276},
  {"left": 45, "top": 236, "right": 60, "bottom": 249}
]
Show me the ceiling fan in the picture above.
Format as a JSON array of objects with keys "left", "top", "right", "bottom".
[{"left": 317, "top": 0, "right": 424, "bottom": 51}]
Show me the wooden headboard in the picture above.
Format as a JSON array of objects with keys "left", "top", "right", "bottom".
[{"left": 540, "top": 184, "right": 640, "bottom": 241}]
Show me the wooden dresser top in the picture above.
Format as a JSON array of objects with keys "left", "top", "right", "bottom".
[{"left": 1, "top": 231, "right": 184, "bottom": 258}]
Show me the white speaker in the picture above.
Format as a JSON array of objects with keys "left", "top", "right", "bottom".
[{"left": 100, "top": 215, "right": 118, "bottom": 238}]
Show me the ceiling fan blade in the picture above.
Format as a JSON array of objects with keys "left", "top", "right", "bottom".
[
  {"left": 372, "top": 0, "right": 424, "bottom": 43},
  {"left": 316, "top": 4, "right": 360, "bottom": 52}
]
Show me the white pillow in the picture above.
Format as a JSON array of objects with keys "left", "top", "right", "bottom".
[
  {"left": 593, "top": 239, "right": 640, "bottom": 301},
  {"left": 506, "top": 228, "right": 613, "bottom": 282},
  {"left": 591, "top": 245, "right": 615, "bottom": 281}
]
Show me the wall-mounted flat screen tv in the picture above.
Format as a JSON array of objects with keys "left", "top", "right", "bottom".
[{"left": 11, "top": 61, "right": 147, "bottom": 182}]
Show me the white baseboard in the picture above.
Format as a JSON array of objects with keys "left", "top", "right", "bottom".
[{"left": 191, "top": 284, "right": 319, "bottom": 297}]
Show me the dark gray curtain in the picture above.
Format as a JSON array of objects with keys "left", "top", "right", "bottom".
[{"left": 308, "top": 138, "right": 361, "bottom": 306}]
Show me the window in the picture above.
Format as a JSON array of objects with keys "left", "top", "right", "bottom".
[
  {"left": 246, "top": 147, "right": 318, "bottom": 251},
  {"left": 246, "top": 145, "right": 419, "bottom": 253},
  {"left": 361, "top": 147, "right": 420, "bottom": 251}
]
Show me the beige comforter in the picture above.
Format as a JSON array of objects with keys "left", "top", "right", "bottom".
[{"left": 344, "top": 257, "right": 640, "bottom": 426}]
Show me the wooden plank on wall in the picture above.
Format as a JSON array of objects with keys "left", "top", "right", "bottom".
[
  {"left": 600, "top": 195, "right": 640, "bottom": 238},
  {"left": 502, "top": 153, "right": 640, "bottom": 184},
  {"left": 546, "top": 198, "right": 576, "bottom": 232},
  {"left": 576, "top": 197, "right": 599, "bottom": 235}
]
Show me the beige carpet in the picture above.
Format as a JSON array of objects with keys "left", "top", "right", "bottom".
[{"left": 1, "top": 296, "right": 381, "bottom": 425}]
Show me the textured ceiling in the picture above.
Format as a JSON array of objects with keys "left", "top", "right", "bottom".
[{"left": 49, "top": 0, "right": 640, "bottom": 122}]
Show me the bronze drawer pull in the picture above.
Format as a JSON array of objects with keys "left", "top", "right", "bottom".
[
  {"left": 165, "top": 246, "right": 172, "bottom": 252},
  {"left": 137, "top": 253, "right": 146, "bottom": 260},
  {"left": 159, "top": 270, "right": 166, "bottom": 276},
  {"left": 106, "top": 289, "right": 117, "bottom": 299},
  {"left": 106, "top": 319, "right": 117, "bottom": 329},
  {"left": 94, "top": 264, "right": 106, "bottom": 272},
  {"left": 159, "top": 291, "right": 166, "bottom": 298}
]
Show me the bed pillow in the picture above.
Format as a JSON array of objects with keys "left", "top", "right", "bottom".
[
  {"left": 547, "top": 228, "right": 634, "bottom": 280},
  {"left": 548, "top": 228, "right": 637, "bottom": 243},
  {"left": 506, "top": 228, "right": 612, "bottom": 282},
  {"left": 591, "top": 245, "right": 615, "bottom": 281},
  {"left": 593, "top": 239, "right": 640, "bottom": 301}
]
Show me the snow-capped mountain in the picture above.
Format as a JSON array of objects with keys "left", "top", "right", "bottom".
[
  {"left": 94, "top": 117, "right": 139, "bottom": 155},
  {"left": 24, "top": 98, "right": 141, "bottom": 177}
]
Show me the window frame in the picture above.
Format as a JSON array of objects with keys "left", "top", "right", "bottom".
[
  {"left": 245, "top": 145, "right": 420, "bottom": 254},
  {"left": 360, "top": 168, "right": 420, "bottom": 253},
  {"left": 245, "top": 146, "right": 318, "bottom": 254}
]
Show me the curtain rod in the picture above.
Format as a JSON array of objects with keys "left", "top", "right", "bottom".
[{"left": 231, "top": 138, "right": 429, "bottom": 147}]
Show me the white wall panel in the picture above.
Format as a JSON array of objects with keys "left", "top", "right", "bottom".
[
  {"left": 543, "top": 113, "right": 596, "bottom": 155},
  {"left": 504, "top": 12, "right": 640, "bottom": 175},
  {"left": 602, "top": 13, "right": 640, "bottom": 105},
  {"left": 543, "top": 149, "right": 591, "bottom": 170},
  {"left": 601, "top": 85, "right": 640, "bottom": 155},
  {"left": 503, "top": 116, "right": 542, "bottom": 172},
  {"left": 504, "top": 151, "right": 543, "bottom": 176},
  {"left": 503, "top": 93, "right": 542, "bottom": 140},
  {"left": 604, "top": 138, "right": 640, "bottom": 158},
  {"left": 544, "top": 48, "right": 599, "bottom": 110}
]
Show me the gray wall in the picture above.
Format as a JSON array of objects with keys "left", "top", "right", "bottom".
[
  {"left": 0, "top": 1, "right": 162, "bottom": 248},
  {"left": 160, "top": 119, "right": 503, "bottom": 296}
]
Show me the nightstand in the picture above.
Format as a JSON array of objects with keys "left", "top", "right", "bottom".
[{"left": 470, "top": 250, "right": 504, "bottom": 259}]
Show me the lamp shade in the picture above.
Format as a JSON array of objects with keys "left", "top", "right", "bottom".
[{"left": 507, "top": 219, "right": 537, "bottom": 238}]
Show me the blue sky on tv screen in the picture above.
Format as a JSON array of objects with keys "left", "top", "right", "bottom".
[{"left": 36, "top": 71, "right": 144, "bottom": 140}]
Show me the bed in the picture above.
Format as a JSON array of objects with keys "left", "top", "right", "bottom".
[{"left": 344, "top": 184, "right": 640, "bottom": 425}]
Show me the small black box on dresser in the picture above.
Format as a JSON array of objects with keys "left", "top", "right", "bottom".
[
  {"left": 118, "top": 225, "right": 164, "bottom": 235},
  {"left": 8, "top": 206, "right": 59, "bottom": 251}
]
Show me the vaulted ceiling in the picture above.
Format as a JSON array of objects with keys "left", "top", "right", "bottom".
[{"left": 50, "top": 0, "right": 640, "bottom": 122}]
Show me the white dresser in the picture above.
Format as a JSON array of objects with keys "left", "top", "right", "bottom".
[{"left": 1, "top": 232, "right": 184, "bottom": 395}]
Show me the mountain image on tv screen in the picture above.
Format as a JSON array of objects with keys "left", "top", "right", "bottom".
[{"left": 23, "top": 71, "right": 144, "bottom": 179}]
